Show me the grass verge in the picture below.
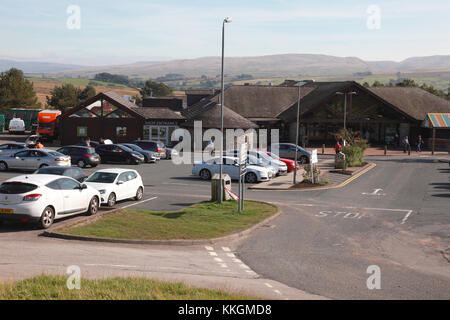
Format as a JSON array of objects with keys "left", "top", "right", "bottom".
[
  {"left": 62, "top": 200, "right": 277, "bottom": 240},
  {"left": 0, "top": 275, "right": 255, "bottom": 300}
]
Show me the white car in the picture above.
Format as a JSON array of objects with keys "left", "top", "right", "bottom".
[
  {"left": 247, "top": 155, "right": 277, "bottom": 178},
  {"left": 84, "top": 168, "right": 144, "bottom": 207},
  {"left": 8, "top": 118, "right": 26, "bottom": 134},
  {"left": 0, "top": 174, "right": 100, "bottom": 229},
  {"left": 192, "top": 156, "right": 271, "bottom": 183},
  {"left": 227, "top": 149, "right": 288, "bottom": 175}
]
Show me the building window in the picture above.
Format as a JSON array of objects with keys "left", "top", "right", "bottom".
[
  {"left": 116, "top": 127, "right": 127, "bottom": 136},
  {"left": 77, "top": 126, "right": 87, "bottom": 137}
]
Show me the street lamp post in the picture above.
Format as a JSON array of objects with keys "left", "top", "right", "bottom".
[
  {"left": 219, "top": 17, "right": 232, "bottom": 204},
  {"left": 293, "top": 81, "right": 312, "bottom": 184},
  {"left": 336, "top": 91, "right": 356, "bottom": 146}
]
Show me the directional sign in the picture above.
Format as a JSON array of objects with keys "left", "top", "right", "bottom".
[{"left": 311, "top": 149, "right": 318, "bottom": 164}]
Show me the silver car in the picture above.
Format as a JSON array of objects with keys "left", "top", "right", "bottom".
[
  {"left": 0, "top": 149, "right": 71, "bottom": 172},
  {"left": 269, "top": 143, "right": 311, "bottom": 164},
  {"left": 0, "top": 143, "right": 27, "bottom": 157}
]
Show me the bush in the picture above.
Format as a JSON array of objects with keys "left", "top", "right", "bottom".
[
  {"left": 343, "top": 145, "right": 365, "bottom": 167},
  {"left": 303, "top": 164, "right": 322, "bottom": 184}
]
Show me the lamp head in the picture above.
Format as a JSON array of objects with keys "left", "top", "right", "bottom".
[{"left": 224, "top": 17, "right": 232, "bottom": 23}]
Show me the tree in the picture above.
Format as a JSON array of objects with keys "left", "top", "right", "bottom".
[
  {"left": 139, "top": 80, "right": 173, "bottom": 98},
  {"left": 46, "top": 83, "right": 96, "bottom": 113},
  {"left": 395, "top": 79, "right": 417, "bottom": 87},
  {"left": 0, "top": 68, "right": 40, "bottom": 111},
  {"left": 372, "top": 80, "right": 385, "bottom": 87}
]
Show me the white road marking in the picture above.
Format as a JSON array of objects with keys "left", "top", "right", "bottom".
[
  {"left": 274, "top": 290, "right": 282, "bottom": 295},
  {"left": 401, "top": 210, "right": 414, "bottom": 224},
  {"left": 222, "top": 247, "right": 231, "bottom": 252},
  {"left": 226, "top": 253, "right": 236, "bottom": 258},
  {"left": 219, "top": 263, "right": 228, "bottom": 268},
  {"left": 205, "top": 246, "right": 214, "bottom": 251},
  {"left": 362, "top": 189, "right": 386, "bottom": 196},
  {"left": 233, "top": 258, "right": 242, "bottom": 263},
  {"left": 120, "top": 196, "right": 158, "bottom": 209},
  {"left": 214, "top": 257, "right": 223, "bottom": 262},
  {"left": 239, "top": 264, "right": 250, "bottom": 269},
  {"left": 264, "top": 283, "right": 273, "bottom": 288},
  {"left": 209, "top": 252, "right": 218, "bottom": 256}
]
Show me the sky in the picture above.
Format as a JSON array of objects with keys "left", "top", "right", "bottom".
[{"left": 0, "top": 0, "right": 449, "bottom": 66}]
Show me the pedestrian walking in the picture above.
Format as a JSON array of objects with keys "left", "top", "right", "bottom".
[
  {"left": 403, "top": 136, "right": 410, "bottom": 153},
  {"left": 416, "top": 135, "right": 424, "bottom": 152},
  {"left": 334, "top": 141, "right": 342, "bottom": 154}
]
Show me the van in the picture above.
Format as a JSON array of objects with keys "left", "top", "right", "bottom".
[{"left": 8, "top": 118, "right": 26, "bottom": 134}]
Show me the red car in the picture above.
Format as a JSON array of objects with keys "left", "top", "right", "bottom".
[{"left": 266, "top": 152, "right": 299, "bottom": 172}]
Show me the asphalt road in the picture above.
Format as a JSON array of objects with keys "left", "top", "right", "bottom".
[{"left": 0, "top": 147, "right": 448, "bottom": 299}]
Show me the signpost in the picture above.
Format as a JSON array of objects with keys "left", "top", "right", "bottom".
[
  {"left": 238, "top": 143, "right": 248, "bottom": 212},
  {"left": 310, "top": 149, "right": 318, "bottom": 184}
]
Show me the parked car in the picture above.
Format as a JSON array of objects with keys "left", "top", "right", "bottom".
[
  {"left": 269, "top": 143, "right": 311, "bottom": 164},
  {"left": 8, "top": 118, "right": 26, "bottom": 134},
  {"left": 0, "top": 149, "right": 71, "bottom": 172},
  {"left": 77, "top": 141, "right": 100, "bottom": 148},
  {"left": 57, "top": 145, "right": 100, "bottom": 168},
  {"left": 0, "top": 174, "right": 100, "bottom": 229},
  {"left": 246, "top": 155, "right": 277, "bottom": 178},
  {"left": 34, "top": 166, "right": 88, "bottom": 183},
  {"left": 84, "top": 168, "right": 144, "bottom": 207},
  {"left": 131, "top": 140, "right": 166, "bottom": 159},
  {"left": 95, "top": 144, "right": 144, "bottom": 165},
  {"left": 266, "top": 151, "right": 299, "bottom": 172},
  {"left": 192, "top": 156, "right": 271, "bottom": 183},
  {"left": 0, "top": 143, "right": 27, "bottom": 157},
  {"left": 119, "top": 143, "right": 157, "bottom": 163},
  {"left": 227, "top": 149, "right": 288, "bottom": 175}
]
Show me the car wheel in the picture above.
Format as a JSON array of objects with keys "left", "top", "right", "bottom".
[
  {"left": 0, "top": 161, "right": 8, "bottom": 172},
  {"left": 87, "top": 196, "right": 99, "bottom": 215},
  {"left": 135, "top": 187, "right": 143, "bottom": 201},
  {"left": 107, "top": 193, "right": 116, "bottom": 207},
  {"left": 245, "top": 172, "right": 258, "bottom": 184},
  {"left": 77, "top": 160, "right": 86, "bottom": 168},
  {"left": 39, "top": 206, "right": 55, "bottom": 229},
  {"left": 299, "top": 156, "right": 309, "bottom": 164},
  {"left": 200, "top": 169, "right": 212, "bottom": 180}
]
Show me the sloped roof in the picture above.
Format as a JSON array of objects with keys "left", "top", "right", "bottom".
[
  {"left": 61, "top": 91, "right": 144, "bottom": 119},
  {"left": 210, "top": 85, "right": 316, "bottom": 119},
  {"left": 423, "top": 113, "right": 450, "bottom": 128},
  {"left": 278, "top": 82, "right": 354, "bottom": 120},
  {"left": 367, "top": 87, "right": 450, "bottom": 121},
  {"left": 182, "top": 100, "right": 258, "bottom": 129},
  {"left": 131, "top": 107, "right": 185, "bottom": 120}
]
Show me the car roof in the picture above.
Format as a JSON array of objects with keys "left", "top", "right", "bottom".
[
  {"left": 37, "top": 166, "right": 76, "bottom": 171},
  {"left": 5, "top": 174, "right": 74, "bottom": 185},
  {"left": 3, "top": 142, "right": 26, "bottom": 146},
  {"left": 91, "top": 168, "right": 137, "bottom": 174}
]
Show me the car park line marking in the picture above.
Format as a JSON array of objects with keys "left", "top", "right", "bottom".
[
  {"left": 120, "top": 196, "right": 158, "bottom": 209},
  {"left": 274, "top": 290, "right": 282, "bottom": 295},
  {"left": 214, "top": 257, "right": 223, "bottom": 262},
  {"left": 226, "top": 253, "right": 236, "bottom": 258},
  {"left": 209, "top": 252, "right": 218, "bottom": 256},
  {"left": 205, "top": 246, "right": 214, "bottom": 251},
  {"left": 233, "top": 258, "right": 242, "bottom": 263},
  {"left": 219, "top": 263, "right": 228, "bottom": 268},
  {"left": 222, "top": 247, "right": 231, "bottom": 252},
  {"left": 265, "top": 283, "right": 273, "bottom": 288},
  {"left": 239, "top": 264, "right": 250, "bottom": 269},
  {"left": 401, "top": 210, "right": 414, "bottom": 224}
]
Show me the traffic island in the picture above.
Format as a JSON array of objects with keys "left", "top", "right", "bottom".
[
  {"left": 0, "top": 275, "right": 256, "bottom": 300},
  {"left": 44, "top": 200, "right": 279, "bottom": 244}
]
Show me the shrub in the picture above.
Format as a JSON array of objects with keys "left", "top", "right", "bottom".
[{"left": 343, "top": 145, "right": 364, "bottom": 167}]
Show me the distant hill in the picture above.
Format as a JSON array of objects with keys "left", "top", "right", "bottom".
[
  {"left": 0, "top": 59, "right": 87, "bottom": 73},
  {"left": 2, "top": 54, "right": 450, "bottom": 79}
]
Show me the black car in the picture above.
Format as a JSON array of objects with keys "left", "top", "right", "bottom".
[
  {"left": 95, "top": 144, "right": 144, "bottom": 165},
  {"left": 131, "top": 140, "right": 166, "bottom": 158},
  {"left": 119, "top": 143, "right": 157, "bottom": 163},
  {"left": 57, "top": 146, "right": 100, "bottom": 168},
  {"left": 34, "top": 166, "right": 88, "bottom": 183}
]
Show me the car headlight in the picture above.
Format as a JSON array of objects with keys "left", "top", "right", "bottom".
[{"left": 99, "top": 189, "right": 106, "bottom": 194}]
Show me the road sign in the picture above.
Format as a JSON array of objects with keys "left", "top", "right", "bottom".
[{"left": 311, "top": 149, "right": 318, "bottom": 164}]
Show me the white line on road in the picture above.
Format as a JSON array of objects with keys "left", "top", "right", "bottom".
[
  {"left": 120, "top": 196, "right": 158, "bottom": 209},
  {"left": 264, "top": 283, "right": 273, "bottom": 288},
  {"left": 209, "top": 252, "right": 218, "bottom": 256},
  {"left": 401, "top": 210, "right": 414, "bottom": 224},
  {"left": 226, "top": 253, "right": 236, "bottom": 258},
  {"left": 205, "top": 246, "right": 214, "bottom": 251},
  {"left": 222, "top": 247, "right": 231, "bottom": 252},
  {"left": 214, "top": 258, "right": 223, "bottom": 262}
]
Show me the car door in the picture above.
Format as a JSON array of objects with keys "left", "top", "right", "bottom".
[
  {"left": 56, "top": 178, "right": 88, "bottom": 214},
  {"left": 222, "top": 161, "right": 239, "bottom": 179},
  {"left": 115, "top": 146, "right": 129, "bottom": 163},
  {"left": 26, "top": 150, "right": 47, "bottom": 169},
  {"left": 9, "top": 150, "right": 30, "bottom": 169},
  {"left": 97, "top": 145, "right": 110, "bottom": 162},
  {"left": 115, "top": 172, "right": 130, "bottom": 200}
]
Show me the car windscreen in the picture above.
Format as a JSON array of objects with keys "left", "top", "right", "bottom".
[
  {"left": 36, "top": 167, "right": 65, "bottom": 175},
  {"left": 86, "top": 172, "right": 118, "bottom": 183},
  {"left": 119, "top": 145, "right": 133, "bottom": 153},
  {"left": 0, "top": 182, "right": 38, "bottom": 194},
  {"left": 268, "top": 152, "right": 280, "bottom": 160},
  {"left": 38, "top": 123, "right": 54, "bottom": 129},
  {"left": 125, "top": 144, "right": 142, "bottom": 152}
]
